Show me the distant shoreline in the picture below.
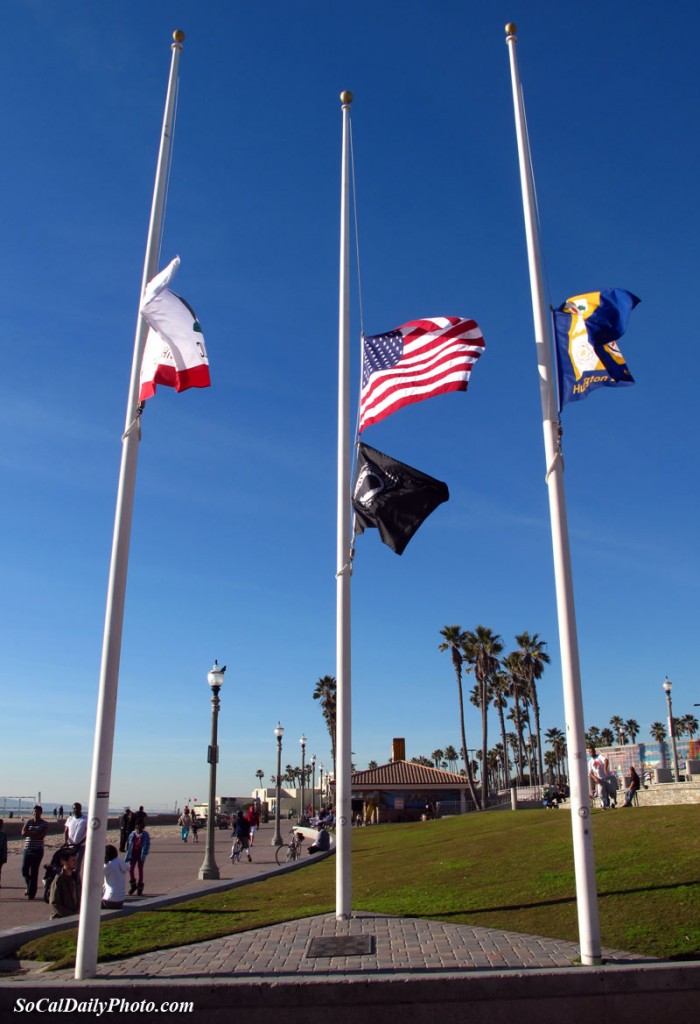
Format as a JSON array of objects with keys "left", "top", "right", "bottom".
[{"left": 0, "top": 813, "right": 179, "bottom": 841}]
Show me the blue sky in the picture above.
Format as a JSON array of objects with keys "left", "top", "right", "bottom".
[{"left": 1, "top": 1, "right": 697, "bottom": 810}]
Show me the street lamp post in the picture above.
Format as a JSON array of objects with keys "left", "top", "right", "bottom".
[
  {"left": 272, "top": 723, "right": 284, "bottom": 845},
  {"left": 663, "top": 677, "right": 681, "bottom": 782},
  {"left": 310, "top": 755, "right": 317, "bottom": 817},
  {"left": 319, "top": 763, "right": 324, "bottom": 807},
  {"left": 299, "top": 734, "right": 307, "bottom": 822},
  {"left": 198, "top": 661, "right": 226, "bottom": 880}
]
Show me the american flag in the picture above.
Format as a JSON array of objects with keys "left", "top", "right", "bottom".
[{"left": 359, "top": 316, "right": 485, "bottom": 432}]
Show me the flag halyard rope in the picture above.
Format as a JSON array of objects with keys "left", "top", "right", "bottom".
[
  {"left": 122, "top": 404, "right": 144, "bottom": 442},
  {"left": 545, "top": 421, "right": 564, "bottom": 482}
]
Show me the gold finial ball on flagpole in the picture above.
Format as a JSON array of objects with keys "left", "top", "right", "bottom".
[
  {"left": 173, "top": 29, "right": 185, "bottom": 44},
  {"left": 340, "top": 90, "right": 353, "bottom": 105},
  {"left": 505, "top": 23, "right": 517, "bottom": 38}
]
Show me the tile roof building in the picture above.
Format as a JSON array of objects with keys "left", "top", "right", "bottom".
[{"left": 344, "top": 760, "right": 474, "bottom": 823}]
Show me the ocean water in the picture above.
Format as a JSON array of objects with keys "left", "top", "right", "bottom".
[{"left": 0, "top": 798, "right": 173, "bottom": 818}]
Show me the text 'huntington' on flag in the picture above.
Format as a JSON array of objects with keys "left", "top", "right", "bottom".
[
  {"left": 352, "top": 442, "right": 449, "bottom": 555},
  {"left": 359, "top": 316, "right": 485, "bottom": 432},
  {"left": 552, "top": 289, "right": 639, "bottom": 408},
  {"left": 139, "top": 256, "right": 211, "bottom": 401}
]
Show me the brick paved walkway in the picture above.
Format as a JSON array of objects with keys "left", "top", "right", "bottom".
[{"left": 13, "top": 912, "right": 651, "bottom": 984}]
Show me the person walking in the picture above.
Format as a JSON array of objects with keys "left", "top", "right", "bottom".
[
  {"left": 118, "top": 808, "right": 133, "bottom": 853},
  {"left": 178, "top": 808, "right": 192, "bottom": 842},
  {"left": 191, "top": 809, "right": 200, "bottom": 843},
  {"left": 587, "top": 747, "right": 610, "bottom": 809},
  {"left": 125, "top": 820, "right": 150, "bottom": 896},
  {"left": 49, "top": 849, "right": 81, "bottom": 918},
  {"left": 64, "top": 802, "right": 88, "bottom": 874},
  {"left": 21, "top": 805, "right": 48, "bottom": 900}
]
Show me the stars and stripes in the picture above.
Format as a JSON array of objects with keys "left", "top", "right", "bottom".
[{"left": 359, "top": 316, "right": 485, "bottom": 432}]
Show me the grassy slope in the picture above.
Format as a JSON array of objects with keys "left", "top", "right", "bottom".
[{"left": 19, "top": 807, "right": 699, "bottom": 969}]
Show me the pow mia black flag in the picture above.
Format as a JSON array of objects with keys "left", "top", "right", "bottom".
[{"left": 352, "top": 442, "right": 449, "bottom": 555}]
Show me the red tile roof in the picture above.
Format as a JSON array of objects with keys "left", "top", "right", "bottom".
[{"left": 350, "top": 760, "right": 470, "bottom": 787}]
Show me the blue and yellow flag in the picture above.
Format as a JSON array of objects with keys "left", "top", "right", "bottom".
[{"left": 553, "top": 289, "right": 640, "bottom": 408}]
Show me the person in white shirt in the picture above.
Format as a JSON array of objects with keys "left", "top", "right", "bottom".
[
  {"left": 64, "top": 802, "right": 88, "bottom": 874},
  {"left": 102, "top": 845, "right": 130, "bottom": 908},
  {"left": 587, "top": 747, "right": 610, "bottom": 809}
]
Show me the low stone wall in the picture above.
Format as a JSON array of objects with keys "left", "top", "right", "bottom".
[
  {"left": 633, "top": 781, "right": 700, "bottom": 806},
  {"left": 2, "top": 962, "right": 699, "bottom": 1023}
]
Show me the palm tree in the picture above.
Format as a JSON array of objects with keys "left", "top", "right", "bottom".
[
  {"left": 514, "top": 632, "right": 550, "bottom": 787},
  {"left": 650, "top": 722, "right": 667, "bottom": 742},
  {"left": 600, "top": 727, "right": 614, "bottom": 747},
  {"left": 313, "top": 675, "right": 337, "bottom": 773},
  {"left": 491, "top": 671, "right": 512, "bottom": 788},
  {"left": 586, "top": 725, "right": 601, "bottom": 747},
  {"left": 610, "top": 715, "right": 624, "bottom": 745},
  {"left": 625, "top": 719, "right": 640, "bottom": 744},
  {"left": 545, "top": 726, "right": 566, "bottom": 785},
  {"left": 506, "top": 731, "right": 521, "bottom": 780},
  {"left": 679, "top": 713, "right": 698, "bottom": 739},
  {"left": 255, "top": 769, "right": 265, "bottom": 789},
  {"left": 431, "top": 748, "right": 445, "bottom": 769},
  {"left": 439, "top": 626, "right": 480, "bottom": 809},
  {"left": 544, "top": 749, "right": 558, "bottom": 784},
  {"left": 503, "top": 652, "right": 527, "bottom": 782},
  {"left": 462, "top": 625, "right": 504, "bottom": 808},
  {"left": 444, "top": 744, "right": 458, "bottom": 772}
]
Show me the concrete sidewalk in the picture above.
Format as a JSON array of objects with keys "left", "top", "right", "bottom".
[{"left": 0, "top": 819, "right": 298, "bottom": 933}]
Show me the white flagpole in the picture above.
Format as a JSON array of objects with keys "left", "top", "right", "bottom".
[
  {"left": 336, "top": 89, "right": 353, "bottom": 920},
  {"left": 74, "top": 30, "right": 185, "bottom": 980},
  {"left": 504, "top": 23, "right": 602, "bottom": 965}
]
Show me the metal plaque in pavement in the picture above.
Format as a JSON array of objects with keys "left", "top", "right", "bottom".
[{"left": 306, "top": 935, "right": 374, "bottom": 957}]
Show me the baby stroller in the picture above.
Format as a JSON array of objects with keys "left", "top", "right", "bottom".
[{"left": 42, "top": 847, "right": 72, "bottom": 902}]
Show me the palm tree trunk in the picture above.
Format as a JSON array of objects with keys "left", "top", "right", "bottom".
[
  {"left": 497, "top": 703, "right": 510, "bottom": 788},
  {"left": 456, "top": 670, "right": 480, "bottom": 809},
  {"left": 532, "top": 686, "right": 544, "bottom": 787},
  {"left": 480, "top": 676, "right": 488, "bottom": 809}
]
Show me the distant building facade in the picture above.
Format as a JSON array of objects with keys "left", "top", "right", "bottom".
[
  {"left": 344, "top": 760, "right": 475, "bottom": 822},
  {"left": 599, "top": 738, "right": 698, "bottom": 781}
]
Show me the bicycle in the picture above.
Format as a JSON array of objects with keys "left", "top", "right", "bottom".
[
  {"left": 275, "top": 830, "right": 304, "bottom": 866},
  {"left": 230, "top": 838, "right": 242, "bottom": 863}
]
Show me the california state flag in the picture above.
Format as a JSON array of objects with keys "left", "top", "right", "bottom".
[{"left": 139, "top": 256, "right": 211, "bottom": 401}]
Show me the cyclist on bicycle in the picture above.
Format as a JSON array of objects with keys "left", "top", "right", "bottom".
[{"left": 231, "top": 810, "right": 252, "bottom": 862}]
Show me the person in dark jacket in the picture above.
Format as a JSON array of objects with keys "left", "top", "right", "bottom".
[
  {"left": 119, "top": 808, "right": 133, "bottom": 852},
  {"left": 231, "top": 810, "right": 252, "bottom": 862},
  {"left": 49, "top": 849, "right": 81, "bottom": 918}
]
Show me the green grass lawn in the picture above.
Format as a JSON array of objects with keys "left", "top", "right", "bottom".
[{"left": 18, "top": 806, "right": 700, "bottom": 969}]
